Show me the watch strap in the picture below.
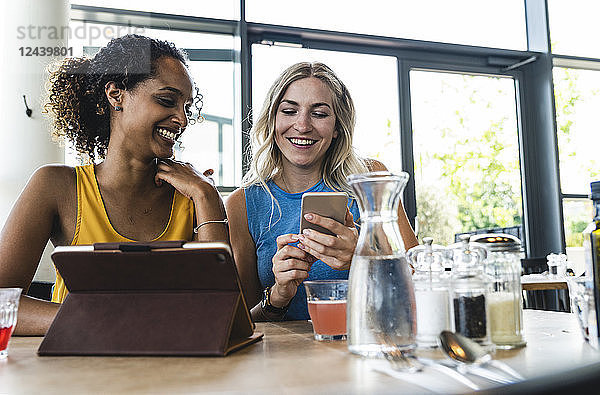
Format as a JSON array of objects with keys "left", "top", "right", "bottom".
[{"left": 262, "top": 286, "right": 290, "bottom": 315}]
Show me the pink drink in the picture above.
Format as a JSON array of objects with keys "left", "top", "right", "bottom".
[
  {"left": 308, "top": 300, "right": 347, "bottom": 335},
  {"left": 0, "top": 288, "right": 21, "bottom": 358},
  {"left": 0, "top": 325, "right": 14, "bottom": 351}
]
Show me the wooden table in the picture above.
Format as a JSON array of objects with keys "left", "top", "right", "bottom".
[
  {"left": 521, "top": 274, "right": 568, "bottom": 291},
  {"left": 1, "top": 311, "right": 599, "bottom": 393}
]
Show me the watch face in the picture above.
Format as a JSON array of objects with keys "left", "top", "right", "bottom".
[
  {"left": 261, "top": 286, "right": 288, "bottom": 314},
  {"left": 261, "top": 287, "right": 269, "bottom": 308}
]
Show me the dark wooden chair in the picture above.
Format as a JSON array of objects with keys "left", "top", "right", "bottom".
[{"left": 26, "top": 281, "right": 53, "bottom": 301}]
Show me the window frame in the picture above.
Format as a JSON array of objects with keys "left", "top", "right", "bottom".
[
  {"left": 69, "top": 0, "right": 600, "bottom": 259},
  {"left": 243, "top": 21, "right": 546, "bottom": 257},
  {"left": 552, "top": 56, "right": 600, "bottom": 248},
  {"left": 70, "top": 5, "right": 240, "bottom": 192}
]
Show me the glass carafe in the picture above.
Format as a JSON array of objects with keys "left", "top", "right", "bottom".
[{"left": 346, "top": 171, "right": 416, "bottom": 357}]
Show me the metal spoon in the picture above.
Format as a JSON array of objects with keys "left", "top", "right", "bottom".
[{"left": 439, "top": 330, "right": 525, "bottom": 382}]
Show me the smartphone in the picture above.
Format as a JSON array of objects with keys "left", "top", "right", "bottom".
[{"left": 300, "top": 192, "right": 348, "bottom": 236}]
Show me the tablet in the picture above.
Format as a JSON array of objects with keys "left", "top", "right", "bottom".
[{"left": 38, "top": 241, "right": 263, "bottom": 356}]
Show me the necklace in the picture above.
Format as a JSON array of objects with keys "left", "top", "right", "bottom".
[
  {"left": 281, "top": 174, "right": 292, "bottom": 193},
  {"left": 280, "top": 173, "right": 323, "bottom": 193}
]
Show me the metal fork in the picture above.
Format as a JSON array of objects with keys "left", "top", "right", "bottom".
[
  {"left": 380, "top": 345, "right": 424, "bottom": 374},
  {"left": 378, "top": 336, "right": 480, "bottom": 390}
]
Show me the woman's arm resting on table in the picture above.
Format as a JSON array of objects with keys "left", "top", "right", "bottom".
[
  {"left": 367, "top": 159, "right": 419, "bottom": 250},
  {"left": 0, "top": 166, "right": 70, "bottom": 335}
]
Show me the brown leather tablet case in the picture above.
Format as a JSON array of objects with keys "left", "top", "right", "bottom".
[{"left": 38, "top": 241, "right": 263, "bottom": 356}]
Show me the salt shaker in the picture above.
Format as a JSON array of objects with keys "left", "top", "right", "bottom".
[
  {"left": 547, "top": 253, "right": 568, "bottom": 278},
  {"left": 472, "top": 234, "right": 526, "bottom": 349},
  {"left": 449, "top": 234, "right": 490, "bottom": 345},
  {"left": 408, "top": 237, "right": 452, "bottom": 348}
]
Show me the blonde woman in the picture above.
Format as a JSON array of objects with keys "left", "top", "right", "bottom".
[{"left": 226, "top": 62, "right": 418, "bottom": 321}]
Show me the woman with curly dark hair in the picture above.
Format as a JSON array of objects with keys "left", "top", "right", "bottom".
[{"left": 0, "top": 34, "right": 228, "bottom": 335}]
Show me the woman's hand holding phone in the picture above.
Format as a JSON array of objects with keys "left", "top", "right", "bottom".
[
  {"left": 297, "top": 208, "right": 358, "bottom": 271},
  {"left": 270, "top": 234, "right": 317, "bottom": 308}
]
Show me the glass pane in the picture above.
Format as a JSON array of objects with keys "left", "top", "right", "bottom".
[
  {"left": 179, "top": 62, "right": 238, "bottom": 186},
  {"left": 67, "top": 22, "right": 233, "bottom": 50},
  {"left": 549, "top": 1, "right": 600, "bottom": 58},
  {"left": 251, "top": 44, "right": 401, "bottom": 173},
  {"left": 66, "top": 22, "right": 239, "bottom": 186},
  {"left": 563, "top": 198, "right": 594, "bottom": 276},
  {"left": 247, "top": 0, "right": 526, "bottom": 50},
  {"left": 411, "top": 70, "right": 522, "bottom": 245},
  {"left": 71, "top": 0, "right": 238, "bottom": 20},
  {"left": 554, "top": 67, "right": 600, "bottom": 195}
]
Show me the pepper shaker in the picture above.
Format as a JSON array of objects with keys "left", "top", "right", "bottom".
[{"left": 449, "top": 234, "right": 491, "bottom": 345}]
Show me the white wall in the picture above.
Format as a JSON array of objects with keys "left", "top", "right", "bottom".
[{"left": 1, "top": 0, "right": 70, "bottom": 283}]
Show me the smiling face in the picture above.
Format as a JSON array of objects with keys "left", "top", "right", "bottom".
[
  {"left": 274, "top": 77, "right": 338, "bottom": 172},
  {"left": 111, "top": 56, "right": 194, "bottom": 160}
]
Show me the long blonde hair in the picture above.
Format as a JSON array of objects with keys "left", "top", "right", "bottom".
[{"left": 242, "top": 62, "right": 368, "bottom": 196}]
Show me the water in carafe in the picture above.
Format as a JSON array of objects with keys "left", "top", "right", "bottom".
[{"left": 347, "top": 172, "right": 416, "bottom": 357}]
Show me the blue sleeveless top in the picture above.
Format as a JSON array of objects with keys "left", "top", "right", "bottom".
[{"left": 245, "top": 180, "right": 360, "bottom": 320}]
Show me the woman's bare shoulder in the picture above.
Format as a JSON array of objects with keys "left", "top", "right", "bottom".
[
  {"left": 225, "top": 187, "right": 246, "bottom": 216},
  {"left": 33, "top": 164, "right": 76, "bottom": 177},
  {"left": 30, "top": 164, "right": 76, "bottom": 194},
  {"left": 365, "top": 158, "right": 388, "bottom": 172}
]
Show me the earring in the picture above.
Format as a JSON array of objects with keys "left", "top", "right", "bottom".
[{"left": 114, "top": 105, "right": 122, "bottom": 111}]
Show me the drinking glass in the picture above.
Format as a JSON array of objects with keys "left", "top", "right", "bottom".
[
  {"left": 304, "top": 280, "right": 347, "bottom": 341},
  {"left": 567, "top": 277, "right": 597, "bottom": 345},
  {"left": 0, "top": 288, "right": 22, "bottom": 359}
]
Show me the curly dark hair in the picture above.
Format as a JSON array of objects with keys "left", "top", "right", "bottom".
[{"left": 44, "top": 34, "right": 203, "bottom": 160}]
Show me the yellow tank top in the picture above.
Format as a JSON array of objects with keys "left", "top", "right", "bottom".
[{"left": 51, "top": 164, "right": 195, "bottom": 303}]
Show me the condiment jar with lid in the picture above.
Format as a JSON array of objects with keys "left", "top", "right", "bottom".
[
  {"left": 547, "top": 253, "right": 568, "bottom": 278},
  {"left": 449, "top": 234, "right": 491, "bottom": 345},
  {"left": 407, "top": 237, "right": 452, "bottom": 348},
  {"left": 472, "top": 233, "right": 526, "bottom": 349}
]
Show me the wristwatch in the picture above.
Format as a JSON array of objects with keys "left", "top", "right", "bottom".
[{"left": 261, "top": 286, "right": 290, "bottom": 315}]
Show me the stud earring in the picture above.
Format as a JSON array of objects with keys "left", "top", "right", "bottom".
[{"left": 114, "top": 105, "right": 122, "bottom": 111}]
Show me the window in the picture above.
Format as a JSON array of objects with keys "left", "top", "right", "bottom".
[
  {"left": 247, "top": 0, "right": 526, "bottom": 50},
  {"left": 410, "top": 70, "right": 522, "bottom": 245},
  {"left": 562, "top": 198, "right": 593, "bottom": 275},
  {"left": 71, "top": 0, "right": 238, "bottom": 20},
  {"left": 554, "top": 68, "right": 600, "bottom": 195},
  {"left": 66, "top": 22, "right": 239, "bottom": 187},
  {"left": 554, "top": 66, "right": 600, "bottom": 271},
  {"left": 548, "top": 1, "right": 600, "bottom": 58},
  {"left": 4, "top": 1, "right": 584, "bottom": 272},
  {"left": 182, "top": 62, "right": 238, "bottom": 186},
  {"left": 251, "top": 44, "right": 402, "bottom": 173}
]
